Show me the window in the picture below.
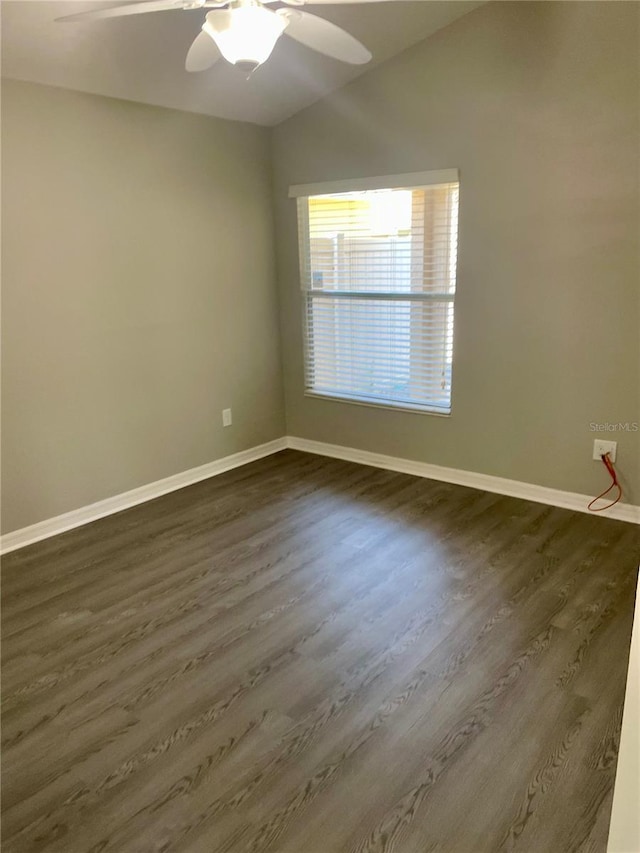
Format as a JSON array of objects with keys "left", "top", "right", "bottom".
[{"left": 291, "top": 170, "right": 459, "bottom": 415}]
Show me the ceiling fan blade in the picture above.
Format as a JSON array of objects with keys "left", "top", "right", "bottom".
[
  {"left": 283, "top": 0, "right": 388, "bottom": 4},
  {"left": 278, "top": 9, "right": 371, "bottom": 65},
  {"left": 185, "top": 30, "right": 220, "bottom": 72},
  {"left": 55, "top": 1, "right": 190, "bottom": 23}
]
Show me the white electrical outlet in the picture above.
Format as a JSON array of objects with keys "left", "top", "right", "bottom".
[
  {"left": 593, "top": 439, "right": 617, "bottom": 462},
  {"left": 222, "top": 408, "right": 232, "bottom": 428}
]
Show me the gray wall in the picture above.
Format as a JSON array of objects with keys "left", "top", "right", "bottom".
[
  {"left": 272, "top": 1, "right": 640, "bottom": 503},
  {"left": 3, "top": 0, "right": 639, "bottom": 535},
  {"left": 1, "top": 80, "right": 285, "bottom": 533}
]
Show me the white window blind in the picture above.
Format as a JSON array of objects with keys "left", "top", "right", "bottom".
[{"left": 294, "top": 171, "right": 459, "bottom": 414}]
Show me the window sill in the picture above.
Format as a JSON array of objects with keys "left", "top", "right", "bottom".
[{"left": 304, "top": 390, "right": 451, "bottom": 417}]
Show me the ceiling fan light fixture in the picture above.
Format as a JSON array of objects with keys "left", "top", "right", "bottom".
[{"left": 203, "top": 5, "right": 288, "bottom": 71}]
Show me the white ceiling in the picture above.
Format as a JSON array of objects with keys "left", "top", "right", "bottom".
[{"left": 1, "top": 0, "right": 484, "bottom": 125}]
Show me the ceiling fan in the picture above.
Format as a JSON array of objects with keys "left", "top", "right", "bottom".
[{"left": 56, "top": 0, "right": 379, "bottom": 73}]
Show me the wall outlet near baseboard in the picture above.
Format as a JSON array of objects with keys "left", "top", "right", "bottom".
[
  {"left": 593, "top": 439, "right": 616, "bottom": 462},
  {"left": 222, "top": 408, "right": 232, "bottom": 427}
]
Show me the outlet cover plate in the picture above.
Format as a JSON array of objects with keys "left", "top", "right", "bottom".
[{"left": 593, "top": 439, "right": 617, "bottom": 462}]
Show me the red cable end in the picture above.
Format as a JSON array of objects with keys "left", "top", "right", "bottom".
[{"left": 588, "top": 452, "right": 622, "bottom": 512}]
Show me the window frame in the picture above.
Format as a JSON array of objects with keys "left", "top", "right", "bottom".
[{"left": 291, "top": 170, "right": 460, "bottom": 417}]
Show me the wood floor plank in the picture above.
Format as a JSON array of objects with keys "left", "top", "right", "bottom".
[{"left": 2, "top": 449, "right": 638, "bottom": 853}]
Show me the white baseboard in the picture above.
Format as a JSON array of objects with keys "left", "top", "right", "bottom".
[
  {"left": 0, "top": 438, "right": 288, "bottom": 555},
  {"left": 607, "top": 574, "right": 640, "bottom": 853},
  {"left": 286, "top": 436, "right": 640, "bottom": 525},
  {"left": 3, "top": 433, "right": 638, "bottom": 555}
]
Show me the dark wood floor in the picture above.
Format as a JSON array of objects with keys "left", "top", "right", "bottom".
[{"left": 2, "top": 450, "right": 638, "bottom": 853}]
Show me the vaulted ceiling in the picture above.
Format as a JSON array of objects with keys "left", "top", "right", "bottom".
[{"left": 1, "top": 0, "right": 484, "bottom": 125}]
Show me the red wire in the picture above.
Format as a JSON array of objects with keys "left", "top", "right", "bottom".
[{"left": 588, "top": 452, "right": 622, "bottom": 512}]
